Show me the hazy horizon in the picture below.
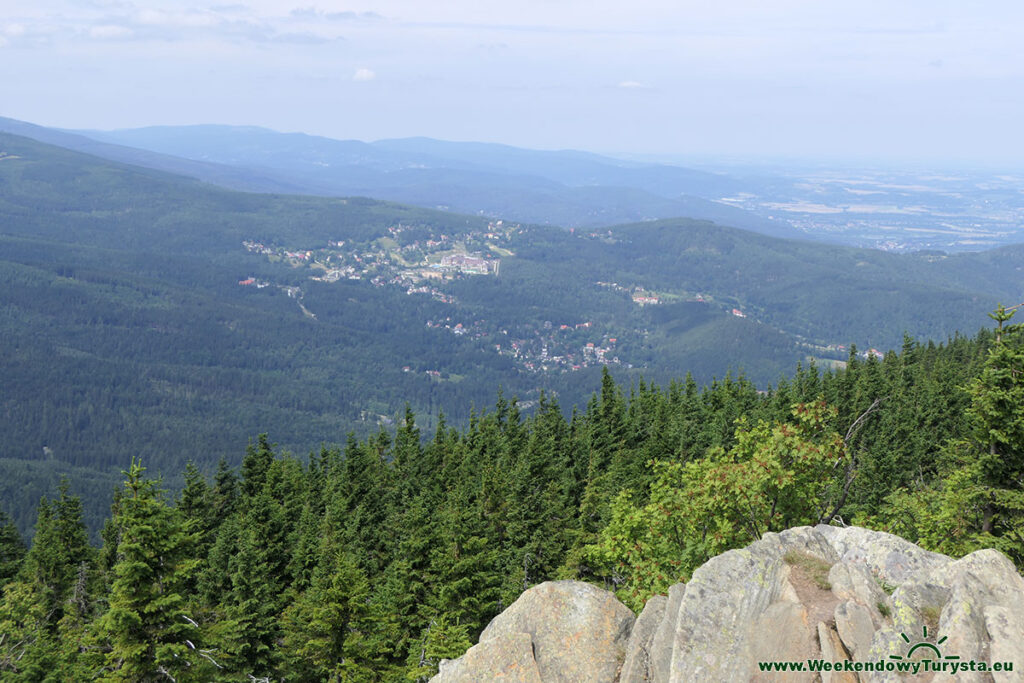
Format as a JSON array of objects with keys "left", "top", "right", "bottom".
[
  {"left": 57, "top": 120, "right": 1024, "bottom": 173},
  {"left": 3, "top": 1, "right": 1024, "bottom": 166}
]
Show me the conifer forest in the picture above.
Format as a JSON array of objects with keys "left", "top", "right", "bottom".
[{"left": 0, "top": 307, "right": 1021, "bottom": 681}]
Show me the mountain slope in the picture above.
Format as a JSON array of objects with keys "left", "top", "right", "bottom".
[
  {"left": 1, "top": 129, "right": 1022, "bottom": 534},
  {"left": 0, "top": 116, "right": 308, "bottom": 195}
]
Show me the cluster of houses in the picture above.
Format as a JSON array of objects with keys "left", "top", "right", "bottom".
[
  {"left": 583, "top": 340, "right": 619, "bottom": 364},
  {"left": 426, "top": 318, "right": 485, "bottom": 338},
  {"left": 242, "top": 227, "right": 639, "bottom": 374},
  {"left": 311, "top": 267, "right": 362, "bottom": 283},
  {"left": 436, "top": 253, "right": 495, "bottom": 275},
  {"left": 386, "top": 220, "right": 516, "bottom": 250},
  {"left": 242, "top": 240, "right": 274, "bottom": 256},
  {"left": 799, "top": 340, "right": 886, "bottom": 364},
  {"left": 421, "top": 313, "right": 628, "bottom": 374},
  {"left": 596, "top": 281, "right": 663, "bottom": 306},
  {"left": 497, "top": 330, "right": 627, "bottom": 373},
  {"left": 407, "top": 286, "right": 456, "bottom": 304},
  {"left": 243, "top": 223, "right": 504, "bottom": 308}
]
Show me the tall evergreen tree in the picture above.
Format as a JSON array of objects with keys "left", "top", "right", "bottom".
[
  {"left": 240, "top": 433, "right": 275, "bottom": 497},
  {"left": 178, "top": 462, "right": 210, "bottom": 526},
  {"left": 16, "top": 483, "right": 92, "bottom": 631},
  {"left": 502, "top": 393, "right": 573, "bottom": 601},
  {"left": 282, "top": 543, "right": 382, "bottom": 682},
  {"left": 223, "top": 521, "right": 282, "bottom": 678},
  {"left": 178, "top": 461, "right": 213, "bottom": 566},
  {"left": 197, "top": 515, "right": 240, "bottom": 606},
  {"left": 98, "top": 459, "right": 210, "bottom": 681},
  {"left": 966, "top": 304, "right": 1024, "bottom": 560},
  {"left": 377, "top": 495, "right": 439, "bottom": 673},
  {"left": 210, "top": 456, "right": 239, "bottom": 527},
  {"left": 0, "top": 511, "right": 26, "bottom": 587},
  {"left": 871, "top": 308, "right": 1024, "bottom": 567}
]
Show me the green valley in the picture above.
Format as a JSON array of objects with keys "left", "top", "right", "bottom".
[{"left": 0, "top": 129, "right": 1022, "bottom": 535}]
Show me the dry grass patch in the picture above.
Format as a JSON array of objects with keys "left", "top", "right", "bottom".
[
  {"left": 921, "top": 605, "right": 941, "bottom": 632},
  {"left": 783, "top": 550, "right": 833, "bottom": 591}
]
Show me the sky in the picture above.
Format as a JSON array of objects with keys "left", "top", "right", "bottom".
[{"left": 2, "top": 1, "right": 1024, "bottom": 164}]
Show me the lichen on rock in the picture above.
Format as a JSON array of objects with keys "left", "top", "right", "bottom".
[{"left": 432, "top": 526, "right": 1024, "bottom": 683}]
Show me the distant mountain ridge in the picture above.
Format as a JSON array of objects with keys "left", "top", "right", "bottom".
[
  {"left": 0, "top": 116, "right": 797, "bottom": 237},
  {"left": 71, "top": 123, "right": 793, "bottom": 235},
  {"left": 0, "top": 116, "right": 309, "bottom": 195}
]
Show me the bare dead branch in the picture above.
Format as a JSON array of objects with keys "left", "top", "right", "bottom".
[
  {"left": 844, "top": 397, "right": 884, "bottom": 447},
  {"left": 197, "top": 650, "right": 225, "bottom": 669},
  {"left": 819, "top": 397, "right": 885, "bottom": 524}
]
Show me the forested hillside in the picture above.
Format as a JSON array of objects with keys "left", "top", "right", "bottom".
[
  {"left": 0, "top": 311, "right": 1020, "bottom": 680},
  {"left": 2, "top": 129, "right": 1024, "bottom": 537}
]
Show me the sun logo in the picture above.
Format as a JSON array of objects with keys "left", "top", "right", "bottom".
[{"left": 888, "top": 625, "right": 960, "bottom": 662}]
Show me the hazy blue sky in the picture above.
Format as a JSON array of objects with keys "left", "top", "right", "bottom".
[{"left": 2, "top": 1, "right": 1023, "bottom": 163}]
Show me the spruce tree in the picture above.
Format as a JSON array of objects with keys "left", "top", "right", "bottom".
[
  {"left": 968, "top": 304, "right": 1024, "bottom": 551},
  {"left": 502, "top": 393, "right": 572, "bottom": 601},
  {"left": 198, "top": 513, "right": 240, "bottom": 606},
  {"left": 17, "top": 485, "right": 92, "bottom": 630},
  {"left": 329, "top": 434, "right": 389, "bottom": 575},
  {"left": 0, "top": 510, "right": 26, "bottom": 586},
  {"left": 98, "top": 459, "right": 209, "bottom": 681},
  {"left": 405, "top": 614, "right": 471, "bottom": 682},
  {"left": 178, "top": 462, "right": 210, "bottom": 528},
  {"left": 223, "top": 521, "right": 282, "bottom": 678},
  {"left": 281, "top": 544, "right": 382, "bottom": 682},
  {"left": 240, "top": 434, "right": 275, "bottom": 497},
  {"left": 288, "top": 499, "right": 323, "bottom": 593},
  {"left": 0, "top": 577, "right": 55, "bottom": 676},
  {"left": 377, "top": 495, "right": 439, "bottom": 673},
  {"left": 210, "top": 456, "right": 239, "bottom": 527},
  {"left": 430, "top": 465, "right": 501, "bottom": 637}
]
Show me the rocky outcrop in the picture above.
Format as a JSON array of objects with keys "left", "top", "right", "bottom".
[
  {"left": 432, "top": 526, "right": 1024, "bottom": 682},
  {"left": 814, "top": 524, "right": 950, "bottom": 584},
  {"left": 619, "top": 594, "right": 666, "bottom": 682},
  {"left": 434, "top": 581, "right": 635, "bottom": 683}
]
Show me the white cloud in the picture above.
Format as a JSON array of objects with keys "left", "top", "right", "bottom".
[
  {"left": 135, "top": 9, "right": 220, "bottom": 28},
  {"left": 210, "top": 4, "right": 251, "bottom": 12},
  {"left": 353, "top": 67, "right": 375, "bottom": 81},
  {"left": 289, "top": 7, "right": 382, "bottom": 21},
  {"left": 90, "top": 25, "right": 134, "bottom": 40},
  {"left": 83, "top": 0, "right": 135, "bottom": 7}
]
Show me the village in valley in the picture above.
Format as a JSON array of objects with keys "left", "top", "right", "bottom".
[
  {"left": 240, "top": 222, "right": 881, "bottom": 377},
  {"left": 239, "top": 220, "right": 645, "bottom": 375},
  {"left": 241, "top": 220, "right": 512, "bottom": 301},
  {"left": 424, "top": 315, "right": 632, "bottom": 374}
]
